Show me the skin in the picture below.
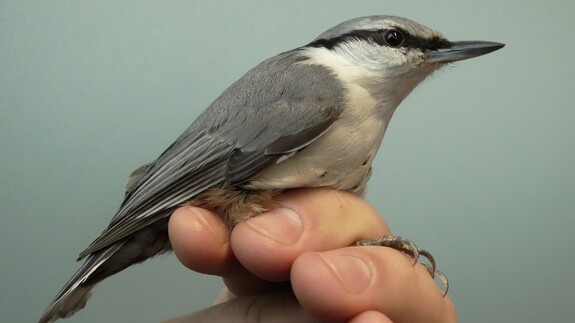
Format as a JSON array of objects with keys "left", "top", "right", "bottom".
[{"left": 163, "top": 188, "right": 457, "bottom": 323}]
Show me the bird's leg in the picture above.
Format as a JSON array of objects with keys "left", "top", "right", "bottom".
[{"left": 352, "top": 235, "right": 449, "bottom": 296}]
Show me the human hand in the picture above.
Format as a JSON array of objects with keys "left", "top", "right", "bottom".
[{"left": 163, "top": 188, "right": 456, "bottom": 322}]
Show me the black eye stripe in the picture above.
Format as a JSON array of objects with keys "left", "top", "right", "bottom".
[{"left": 306, "top": 29, "right": 451, "bottom": 51}]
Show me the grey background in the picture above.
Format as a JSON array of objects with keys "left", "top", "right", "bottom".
[{"left": 1, "top": 1, "right": 573, "bottom": 322}]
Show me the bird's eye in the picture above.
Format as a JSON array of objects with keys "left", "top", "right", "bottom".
[{"left": 384, "top": 30, "right": 404, "bottom": 47}]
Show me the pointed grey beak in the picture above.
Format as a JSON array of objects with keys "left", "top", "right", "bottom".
[{"left": 426, "top": 41, "right": 505, "bottom": 63}]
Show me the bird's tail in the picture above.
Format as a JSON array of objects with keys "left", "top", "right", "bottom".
[
  {"left": 40, "top": 220, "right": 172, "bottom": 322},
  {"left": 39, "top": 243, "right": 123, "bottom": 323}
]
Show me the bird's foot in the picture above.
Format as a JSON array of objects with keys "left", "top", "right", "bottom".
[{"left": 352, "top": 235, "right": 449, "bottom": 296}]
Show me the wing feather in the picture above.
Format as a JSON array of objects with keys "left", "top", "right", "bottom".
[{"left": 78, "top": 49, "right": 346, "bottom": 259}]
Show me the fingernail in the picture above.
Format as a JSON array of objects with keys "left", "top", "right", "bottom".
[
  {"left": 192, "top": 206, "right": 228, "bottom": 245},
  {"left": 246, "top": 207, "right": 303, "bottom": 245},
  {"left": 319, "top": 253, "right": 373, "bottom": 294}
]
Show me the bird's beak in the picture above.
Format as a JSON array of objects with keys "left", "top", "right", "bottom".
[{"left": 426, "top": 41, "right": 505, "bottom": 63}]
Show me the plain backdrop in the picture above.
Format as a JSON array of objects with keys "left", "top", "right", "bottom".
[{"left": 1, "top": 1, "right": 574, "bottom": 322}]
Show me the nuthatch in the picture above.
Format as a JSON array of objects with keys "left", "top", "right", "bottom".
[{"left": 40, "top": 15, "right": 504, "bottom": 322}]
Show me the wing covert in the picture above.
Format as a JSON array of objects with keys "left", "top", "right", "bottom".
[{"left": 79, "top": 48, "right": 346, "bottom": 258}]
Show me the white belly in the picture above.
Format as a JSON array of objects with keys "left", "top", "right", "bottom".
[{"left": 247, "top": 87, "right": 394, "bottom": 193}]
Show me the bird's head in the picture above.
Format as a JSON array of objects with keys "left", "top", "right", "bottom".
[{"left": 303, "top": 15, "right": 504, "bottom": 105}]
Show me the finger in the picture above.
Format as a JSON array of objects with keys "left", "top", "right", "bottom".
[
  {"left": 170, "top": 206, "right": 279, "bottom": 293},
  {"left": 168, "top": 206, "right": 236, "bottom": 275},
  {"left": 291, "top": 247, "right": 457, "bottom": 323},
  {"left": 349, "top": 311, "right": 393, "bottom": 323},
  {"left": 162, "top": 288, "right": 317, "bottom": 323},
  {"left": 213, "top": 287, "right": 235, "bottom": 305},
  {"left": 231, "top": 188, "right": 390, "bottom": 284}
]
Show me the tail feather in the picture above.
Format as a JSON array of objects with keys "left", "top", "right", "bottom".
[
  {"left": 39, "top": 284, "right": 94, "bottom": 323},
  {"left": 40, "top": 225, "right": 171, "bottom": 322},
  {"left": 39, "top": 243, "right": 123, "bottom": 323}
]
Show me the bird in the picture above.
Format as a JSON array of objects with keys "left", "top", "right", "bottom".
[{"left": 39, "top": 15, "right": 504, "bottom": 322}]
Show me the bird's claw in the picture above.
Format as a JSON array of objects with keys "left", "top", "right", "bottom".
[
  {"left": 352, "top": 235, "right": 449, "bottom": 296},
  {"left": 419, "top": 263, "right": 449, "bottom": 296}
]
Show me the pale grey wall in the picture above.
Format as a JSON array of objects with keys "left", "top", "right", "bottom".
[{"left": 1, "top": 1, "right": 574, "bottom": 322}]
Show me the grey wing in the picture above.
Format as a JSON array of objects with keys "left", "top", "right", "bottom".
[
  {"left": 77, "top": 133, "right": 233, "bottom": 259},
  {"left": 124, "top": 161, "right": 154, "bottom": 196},
  {"left": 78, "top": 49, "right": 345, "bottom": 258}
]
